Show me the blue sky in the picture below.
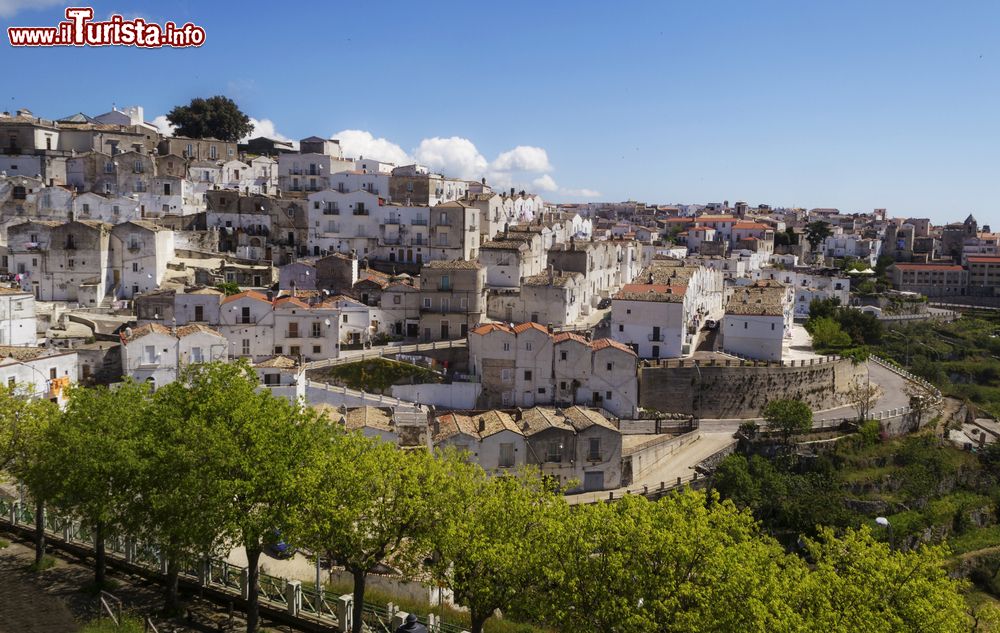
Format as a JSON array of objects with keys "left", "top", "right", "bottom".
[{"left": 2, "top": 0, "right": 998, "bottom": 223}]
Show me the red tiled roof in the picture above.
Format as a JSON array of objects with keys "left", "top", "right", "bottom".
[
  {"left": 471, "top": 323, "right": 513, "bottom": 336},
  {"left": 553, "top": 332, "right": 589, "bottom": 345},
  {"left": 590, "top": 338, "right": 637, "bottom": 356},
  {"left": 273, "top": 296, "right": 311, "bottom": 309},
  {"left": 967, "top": 256, "right": 1000, "bottom": 264},
  {"left": 893, "top": 263, "right": 964, "bottom": 271},
  {"left": 733, "top": 222, "right": 769, "bottom": 230},
  {"left": 513, "top": 322, "right": 549, "bottom": 335},
  {"left": 221, "top": 290, "right": 269, "bottom": 305}
]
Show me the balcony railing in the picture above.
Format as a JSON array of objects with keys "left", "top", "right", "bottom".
[
  {"left": 410, "top": 218, "right": 428, "bottom": 226},
  {"left": 648, "top": 333, "right": 665, "bottom": 342},
  {"left": 322, "top": 208, "right": 340, "bottom": 215},
  {"left": 385, "top": 216, "right": 400, "bottom": 224}
]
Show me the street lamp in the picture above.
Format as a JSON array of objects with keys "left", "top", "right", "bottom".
[{"left": 875, "top": 516, "right": 894, "bottom": 550}]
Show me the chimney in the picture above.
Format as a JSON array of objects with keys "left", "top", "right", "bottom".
[
  {"left": 510, "top": 187, "right": 515, "bottom": 197},
  {"left": 481, "top": 177, "right": 486, "bottom": 185}
]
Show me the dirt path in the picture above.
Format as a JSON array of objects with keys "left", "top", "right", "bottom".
[{"left": 0, "top": 542, "right": 81, "bottom": 633}]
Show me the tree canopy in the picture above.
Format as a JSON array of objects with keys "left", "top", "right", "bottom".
[
  {"left": 762, "top": 399, "right": 814, "bottom": 441},
  {"left": 166, "top": 96, "right": 253, "bottom": 142}
]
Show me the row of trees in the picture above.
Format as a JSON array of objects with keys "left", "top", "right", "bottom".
[{"left": 0, "top": 362, "right": 978, "bottom": 633}]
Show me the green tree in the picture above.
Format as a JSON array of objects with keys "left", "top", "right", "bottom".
[
  {"left": 531, "top": 491, "right": 807, "bottom": 633},
  {"left": 128, "top": 376, "right": 238, "bottom": 612},
  {"left": 804, "top": 220, "right": 833, "bottom": 252},
  {"left": 429, "top": 468, "right": 564, "bottom": 633},
  {"left": 297, "top": 430, "right": 459, "bottom": 633},
  {"left": 762, "top": 399, "right": 814, "bottom": 442},
  {"left": 807, "top": 297, "right": 842, "bottom": 322},
  {"left": 0, "top": 385, "right": 60, "bottom": 567},
  {"left": 808, "top": 317, "right": 852, "bottom": 350},
  {"left": 41, "top": 381, "right": 151, "bottom": 587},
  {"left": 215, "top": 281, "right": 241, "bottom": 296},
  {"left": 798, "top": 526, "right": 968, "bottom": 632},
  {"left": 166, "top": 96, "right": 253, "bottom": 142},
  {"left": 170, "top": 362, "right": 325, "bottom": 633}
]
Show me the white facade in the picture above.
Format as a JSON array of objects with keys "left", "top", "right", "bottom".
[
  {"left": 110, "top": 221, "right": 175, "bottom": 299},
  {"left": 0, "top": 349, "right": 77, "bottom": 406},
  {"left": 121, "top": 323, "right": 229, "bottom": 389},
  {"left": 0, "top": 289, "right": 36, "bottom": 346}
]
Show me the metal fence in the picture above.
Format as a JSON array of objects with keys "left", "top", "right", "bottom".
[{"left": 0, "top": 498, "right": 468, "bottom": 633}]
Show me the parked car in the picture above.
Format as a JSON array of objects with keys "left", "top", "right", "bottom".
[{"left": 597, "top": 297, "right": 612, "bottom": 309}]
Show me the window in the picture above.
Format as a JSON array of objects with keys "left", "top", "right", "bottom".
[
  {"left": 312, "top": 322, "right": 322, "bottom": 338},
  {"left": 191, "top": 347, "right": 204, "bottom": 363},
  {"left": 501, "top": 368, "right": 512, "bottom": 382},
  {"left": 499, "top": 443, "right": 515, "bottom": 468},
  {"left": 194, "top": 306, "right": 204, "bottom": 321},
  {"left": 105, "top": 162, "right": 114, "bottom": 173},
  {"left": 288, "top": 322, "right": 299, "bottom": 338},
  {"left": 7, "top": 377, "right": 14, "bottom": 389},
  {"left": 440, "top": 275, "right": 451, "bottom": 290},
  {"left": 263, "top": 373, "right": 280, "bottom": 386},
  {"left": 342, "top": 314, "right": 348, "bottom": 323},
  {"left": 605, "top": 391, "right": 613, "bottom": 400},
  {"left": 606, "top": 362, "right": 613, "bottom": 371},
  {"left": 393, "top": 294, "right": 401, "bottom": 305},
  {"left": 618, "top": 324, "right": 624, "bottom": 332},
  {"left": 49, "top": 367, "right": 57, "bottom": 380},
  {"left": 423, "top": 298, "right": 432, "bottom": 308},
  {"left": 82, "top": 203, "right": 90, "bottom": 213},
  {"left": 209, "top": 145, "right": 217, "bottom": 159},
  {"left": 588, "top": 438, "right": 601, "bottom": 461},
  {"left": 241, "top": 339, "right": 250, "bottom": 355},
  {"left": 771, "top": 323, "right": 775, "bottom": 330},
  {"left": 524, "top": 370, "right": 533, "bottom": 380},
  {"left": 132, "top": 262, "right": 139, "bottom": 273},
  {"left": 241, "top": 307, "right": 251, "bottom": 324},
  {"left": 560, "top": 381, "right": 567, "bottom": 390},
  {"left": 144, "top": 345, "right": 156, "bottom": 364},
  {"left": 503, "top": 342, "right": 511, "bottom": 352},
  {"left": 545, "top": 441, "right": 562, "bottom": 463},
  {"left": 537, "top": 387, "right": 545, "bottom": 394},
  {"left": 274, "top": 346, "right": 283, "bottom": 355},
  {"left": 290, "top": 345, "right": 300, "bottom": 356},
  {"left": 313, "top": 345, "right": 321, "bottom": 354},
  {"left": 744, "top": 322, "right": 748, "bottom": 329},
  {"left": 526, "top": 342, "right": 533, "bottom": 351}
]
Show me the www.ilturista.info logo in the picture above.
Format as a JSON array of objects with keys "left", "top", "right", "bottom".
[{"left": 8, "top": 7, "right": 205, "bottom": 48}]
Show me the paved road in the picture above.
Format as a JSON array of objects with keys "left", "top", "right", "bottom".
[{"left": 567, "top": 432, "right": 736, "bottom": 505}]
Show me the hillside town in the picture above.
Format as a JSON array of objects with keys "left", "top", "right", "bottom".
[
  {"left": 1, "top": 104, "right": 996, "bottom": 499},
  {"left": 3, "top": 95, "right": 1000, "bottom": 633}
]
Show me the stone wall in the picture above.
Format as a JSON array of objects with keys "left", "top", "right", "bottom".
[{"left": 639, "top": 356, "right": 865, "bottom": 419}]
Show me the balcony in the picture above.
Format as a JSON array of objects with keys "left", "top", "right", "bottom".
[
  {"left": 285, "top": 331, "right": 301, "bottom": 339},
  {"left": 648, "top": 333, "right": 665, "bottom": 342},
  {"left": 322, "top": 207, "right": 340, "bottom": 215},
  {"left": 353, "top": 209, "right": 370, "bottom": 216},
  {"left": 385, "top": 215, "right": 400, "bottom": 225},
  {"left": 410, "top": 217, "right": 428, "bottom": 226}
]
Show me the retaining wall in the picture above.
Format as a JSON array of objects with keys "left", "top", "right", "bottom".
[{"left": 639, "top": 356, "right": 865, "bottom": 419}]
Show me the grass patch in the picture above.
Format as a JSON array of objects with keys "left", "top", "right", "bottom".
[
  {"left": 311, "top": 358, "right": 443, "bottom": 393},
  {"left": 950, "top": 526, "right": 1000, "bottom": 555},
  {"left": 79, "top": 615, "right": 145, "bottom": 633},
  {"left": 28, "top": 554, "right": 56, "bottom": 572},
  {"left": 0, "top": 537, "right": 9, "bottom": 549}
]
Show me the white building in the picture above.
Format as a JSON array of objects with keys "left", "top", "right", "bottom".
[
  {"left": 0, "top": 287, "right": 36, "bottom": 346},
  {"left": 110, "top": 221, "right": 175, "bottom": 299},
  {"left": 120, "top": 322, "right": 229, "bottom": 389},
  {"left": 0, "top": 346, "right": 77, "bottom": 406},
  {"left": 721, "top": 280, "right": 794, "bottom": 361}
]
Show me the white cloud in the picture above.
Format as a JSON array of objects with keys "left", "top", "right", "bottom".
[
  {"left": 0, "top": 0, "right": 62, "bottom": 17},
  {"left": 560, "top": 188, "right": 602, "bottom": 198},
  {"left": 150, "top": 115, "right": 176, "bottom": 137},
  {"left": 245, "top": 118, "right": 293, "bottom": 144},
  {"left": 531, "top": 174, "right": 559, "bottom": 192},
  {"left": 491, "top": 146, "right": 553, "bottom": 173},
  {"left": 332, "top": 129, "right": 412, "bottom": 165},
  {"left": 414, "top": 136, "right": 489, "bottom": 180}
]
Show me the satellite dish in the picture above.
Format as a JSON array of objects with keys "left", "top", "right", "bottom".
[{"left": 324, "top": 319, "right": 331, "bottom": 326}]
